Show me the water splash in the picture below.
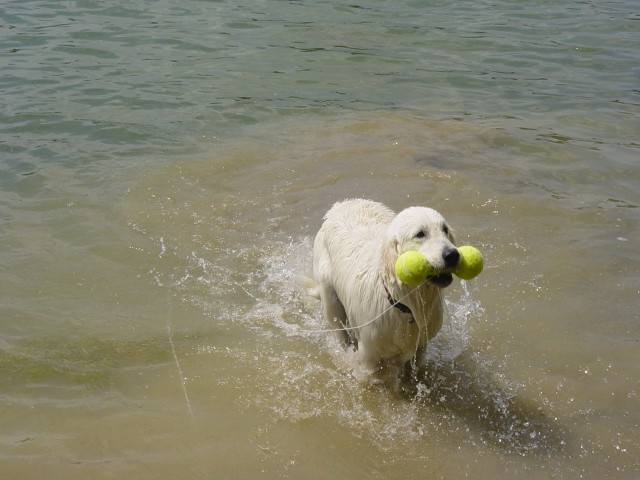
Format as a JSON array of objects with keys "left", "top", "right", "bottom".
[{"left": 242, "top": 237, "right": 565, "bottom": 455}]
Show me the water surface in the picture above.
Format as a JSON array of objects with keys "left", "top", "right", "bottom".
[{"left": 1, "top": 1, "right": 639, "bottom": 478}]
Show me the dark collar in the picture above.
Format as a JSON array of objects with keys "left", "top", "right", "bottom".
[{"left": 383, "top": 284, "right": 415, "bottom": 323}]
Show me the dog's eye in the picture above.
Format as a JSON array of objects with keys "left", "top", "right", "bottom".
[
  {"left": 415, "top": 230, "right": 426, "bottom": 239},
  {"left": 442, "top": 225, "right": 450, "bottom": 236}
]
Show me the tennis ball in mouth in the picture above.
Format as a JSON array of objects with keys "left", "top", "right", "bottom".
[
  {"left": 454, "top": 245, "right": 484, "bottom": 280},
  {"left": 394, "top": 251, "right": 435, "bottom": 286},
  {"left": 395, "top": 246, "right": 484, "bottom": 285}
]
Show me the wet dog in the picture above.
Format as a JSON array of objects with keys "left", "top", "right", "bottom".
[{"left": 312, "top": 199, "right": 459, "bottom": 373}]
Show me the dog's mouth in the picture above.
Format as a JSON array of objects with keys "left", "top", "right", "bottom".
[{"left": 428, "top": 272, "right": 454, "bottom": 288}]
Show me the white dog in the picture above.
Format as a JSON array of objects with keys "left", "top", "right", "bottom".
[{"left": 313, "top": 199, "right": 460, "bottom": 373}]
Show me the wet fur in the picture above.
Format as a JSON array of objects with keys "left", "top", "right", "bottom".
[{"left": 313, "top": 199, "right": 458, "bottom": 373}]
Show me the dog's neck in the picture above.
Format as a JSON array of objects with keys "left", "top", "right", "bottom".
[{"left": 382, "top": 283, "right": 415, "bottom": 323}]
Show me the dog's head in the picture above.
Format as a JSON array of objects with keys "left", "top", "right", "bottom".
[{"left": 387, "top": 206, "right": 459, "bottom": 288}]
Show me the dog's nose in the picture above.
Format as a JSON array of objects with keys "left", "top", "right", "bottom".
[{"left": 443, "top": 247, "right": 460, "bottom": 268}]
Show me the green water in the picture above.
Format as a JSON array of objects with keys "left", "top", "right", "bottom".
[{"left": 1, "top": 1, "right": 639, "bottom": 478}]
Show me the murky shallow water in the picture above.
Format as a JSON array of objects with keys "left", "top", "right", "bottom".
[
  {"left": 2, "top": 114, "right": 637, "bottom": 478},
  {"left": 2, "top": 0, "right": 639, "bottom": 476}
]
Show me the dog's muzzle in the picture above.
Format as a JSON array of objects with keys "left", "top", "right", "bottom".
[
  {"left": 427, "top": 247, "right": 459, "bottom": 288},
  {"left": 428, "top": 272, "right": 454, "bottom": 288}
]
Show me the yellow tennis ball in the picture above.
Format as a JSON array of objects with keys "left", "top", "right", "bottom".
[
  {"left": 454, "top": 246, "right": 484, "bottom": 280},
  {"left": 395, "top": 251, "right": 436, "bottom": 286}
]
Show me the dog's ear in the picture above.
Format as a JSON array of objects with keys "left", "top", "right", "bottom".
[
  {"left": 385, "top": 229, "right": 401, "bottom": 255},
  {"left": 392, "top": 237, "right": 402, "bottom": 254}
]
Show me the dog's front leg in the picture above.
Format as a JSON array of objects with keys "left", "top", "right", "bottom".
[{"left": 320, "top": 287, "right": 351, "bottom": 345}]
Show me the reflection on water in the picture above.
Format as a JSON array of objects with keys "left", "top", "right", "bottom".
[
  {"left": 1, "top": 114, "right": 638, "bottom": 478},
  {"left": 402, "top": 353, "right": 567, "bottom": 456},
  {"left": 2, "top": 0, "right": 638, "bottom": 474}
]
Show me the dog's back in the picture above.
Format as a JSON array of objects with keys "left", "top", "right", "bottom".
[{"left": 321, "top": 199, "right": 394, "bottom": 243}]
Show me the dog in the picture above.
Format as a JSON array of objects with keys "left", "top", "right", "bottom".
[{"left": 312, "top": 199, "right": 460, "bottom": 373}]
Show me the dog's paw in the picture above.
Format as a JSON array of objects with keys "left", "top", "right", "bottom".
[{"left": 297, "top": 275, "right": 320, "bottom": 298}]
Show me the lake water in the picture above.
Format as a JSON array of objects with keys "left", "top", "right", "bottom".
[{"left": 1, "top": 0, "right": 639, "bottom": 478}]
